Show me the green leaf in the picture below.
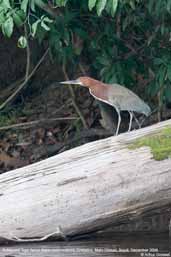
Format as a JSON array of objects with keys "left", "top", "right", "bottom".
[
  {"left": 36, "top": 26, "right": 47, "bottom": 44},
  {"left": 55, "top": 0, "right": 68, "bottom": 7},
  {"left": 31, "top": 19, "right": 40, "bottom": 36},
  {"left": 147, "top": 0, "right": 154, "bottom": 13},
  {"left": 154, "top": 0, "right": 163, "bottom": 17},
  {"left": 74, "top": 28, "right": 87, "bottom": 39},
  {"left": 96, "top": 55, "right": 109, "bottom": 66},
  {"left": 2, "top": 16, "right": 14, "bottom": 37},
  {"left": 18, "top": 35, "right": 27, "bottom": 48},
  {"left": 13, "top": 9, "right": 25, "bottom": 27},
  {"left": 41, "top": 20, "right": 50, "bottom": 31},
  {"left": 129, "top": 0, "right": 135, "bottom": 10},
  {"left": 167, "top": 64, "right": 171, "bottom": 82},
  {"left": 153, "top": 58, "right": 163, "bottom": 66},
  {"left": 166, "top": 0, "right": 171, "bottom": 13},
  {"left": 3, "top": 0, "right": 11, "bottom": 9},
  {"left": 147, "top": 81, "right": 160, "bottom": 97},
  {"left": 39, "top": 16, "right": 53, "bottom": 32},
  {"left": 88, "top": 0, "right": 97, "bottom": 11},
  {"left": 158, "top": 66, "right": 166, "bottom": 86},
  {"left": 111, "top": 0, "right": 118, "bottom": 16},
  {"left": 122, "top": 16, "right": 129, "bottom": 31},
  {"left": 105, "top": 0, "right": 118, "bottom": 16},
  {"left": 96, "top": 0, "right": 107, "bottom": 16},
  {"left": 30, "top": 0, "right": 36, "bottom": 12},
  {"left": 43, "top": 16, "right": 53, "bottom": 23},
  {"left": 74, "top": 47, "right": 82, "bottom": 55},
  {"left": 21, "top": 0, "right": 29, "bottom": 13},
  {"left": 164, "top": 84, "right": 171, "bottom": 102},
  {"left": 0, "top": 12, "right": 5, "bottom": 25},
  {"left": 160, "top": 23, "right": 165, "bottom": 35},
  {"left": 105, "top": 0, "right": 112, "bottom": 13}
]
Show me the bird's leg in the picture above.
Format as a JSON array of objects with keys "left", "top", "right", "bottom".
[
  {"left": 115, "top": 107, "right": 121, "bottom": 136},
  {"left": 133, "top": 113, "right": 141, "bottom": 129},
  {"left": 128, "top": 111, "right": 133, "bottom": 132}
]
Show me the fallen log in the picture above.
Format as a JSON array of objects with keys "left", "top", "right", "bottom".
[{"left": 0, "top": 119, "right": 171, "bottom": 242}]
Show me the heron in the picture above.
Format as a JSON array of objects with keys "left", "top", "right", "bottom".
[{"left": 60, "top": 76, "right": 151, "bottom": 135}]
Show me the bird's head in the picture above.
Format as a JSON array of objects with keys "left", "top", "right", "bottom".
[{"left": 60, "top": 76, "right": 101, "bottom": 89}]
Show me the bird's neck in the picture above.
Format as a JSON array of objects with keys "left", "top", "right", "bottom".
[{"left": 88, "top": 81, "right": 108, "bottom": 102}]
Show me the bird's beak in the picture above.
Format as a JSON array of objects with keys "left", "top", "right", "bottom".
[{"left": 60, "top": 79, "right": 82, "bottom": 85}]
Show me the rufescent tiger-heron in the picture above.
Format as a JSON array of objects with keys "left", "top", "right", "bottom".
[{"left": 60, "top": 76, "right": 151, "bottom": 135}]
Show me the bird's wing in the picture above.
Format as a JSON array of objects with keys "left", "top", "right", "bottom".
[{"left": 108, "top": 84, "right": 151, "bottom": 115}]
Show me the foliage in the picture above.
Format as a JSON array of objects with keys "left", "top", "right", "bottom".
[
  {"left": 128, "top": 127, "right": 171, "bottom": 161},
  {"left": 0, "top": 111, "right": 18, "bottom": 126},
  {"left": 0, "top": 0, "right": 171, "bottom": 112}
]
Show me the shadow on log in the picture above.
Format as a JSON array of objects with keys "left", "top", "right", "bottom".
[{"left": 0, "top": 119, "right": 171, "bottom": 243}]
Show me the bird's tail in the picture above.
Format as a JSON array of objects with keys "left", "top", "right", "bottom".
[
  {"left": 143, "top": 103, "right": 151, "bottom": 117},
  {"left": 139, "top": 106, "right": 157, "bottom": 127}
]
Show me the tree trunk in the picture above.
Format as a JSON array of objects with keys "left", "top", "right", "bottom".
[{"left": 0, "top": 119, "right": 171, "bottom": 242}]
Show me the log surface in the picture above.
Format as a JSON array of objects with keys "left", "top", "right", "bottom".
[{"left": 0, "top": 119, "right": 171, "bottom": 241}]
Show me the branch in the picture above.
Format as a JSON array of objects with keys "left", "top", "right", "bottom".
[
  {"left": 0, "top": 48, "right": 49, "bottom": 111},
  {"left": 24, "top": 24, "right": 30, "bottom": 80},
  {"left": 0, "top": 117, "right": 79, "bottom": 131}
]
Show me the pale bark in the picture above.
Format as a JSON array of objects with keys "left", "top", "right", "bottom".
[{"left": 0, "top": 119, "right": 171, "bottom": 242}]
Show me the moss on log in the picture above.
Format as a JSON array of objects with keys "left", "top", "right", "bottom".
[{"left": 128, "top": 127, "right": 171, "bottom": 161}]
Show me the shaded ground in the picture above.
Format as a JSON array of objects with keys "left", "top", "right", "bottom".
[{"left": 0, "top": 35, "right": 108, "bottom": 172}]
